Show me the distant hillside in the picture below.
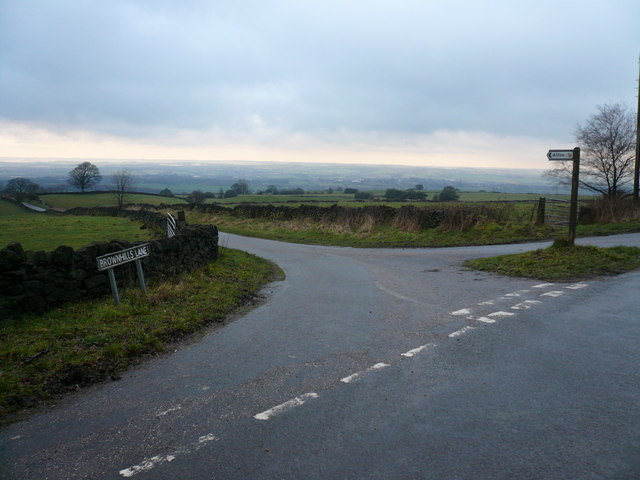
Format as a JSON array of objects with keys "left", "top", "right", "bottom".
[{"left": 0, "top": 159, "right": 566, "bottom": 195}]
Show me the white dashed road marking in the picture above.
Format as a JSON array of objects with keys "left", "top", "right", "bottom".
[
  {"left": 487, "top": 311, "right": 515, "bottom": 319},
  {"left": 541, "top": 290, "right": 565, "bottom": 297},
  {"left": 253, "top": 393, "right": 319, "bottom": 421},
  {"left": 566, "top": 283, "right": 588, "bottom": 290},
  {"left": 157, "top": 406, "right": 182, "bottom": 417},
  {"left": 533, "top": 283, "right": 555, "bottom": 288},
  {"left": 475, "top": 316, "right": 496, "bottom": 324},
  {"left": 448, "top": 326, "right": 475, "bottom": 338},
  {"left": 119, "top": 434, "right": 218, "bottom": 477},
  {"left": 401, "top": 344, "right": 435, "bottom": 358},
  {"left": 450, "top": 308, "right": 471, "bottom": 316},
  {"left": 341, "top": 363, "right": 390, "bottom": 384},
  {"left": 511, "top": 300, "right": 542, "bottom": 310}
]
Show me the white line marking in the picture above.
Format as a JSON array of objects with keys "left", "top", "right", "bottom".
[
  {"left": 401, "top": 344, "right": 435, "bottom": 358},
  {"left": 532, "top": 283, "right": 555, "bottom": 288},
  {"left": 505, "top": 293, "right": 520, "bottom": 297},
  {"left": 253, "top": 393, "right": 319, "bottom": 420},
  {"left": 450, "top": 308, "right": 471, "bottom": 316},
  {"left": 120, "top": 455, "right": 176, "bottom": 477},
  {"left": 157, "top": 406, "right": 182, "bottom": 416},
  {"left": 375, "top": 282, "right": 425, "bottom": 305},
  {"left": 477, "top": 300, "right": 495, "bottom": 306},
  {"left": 341, "top": 363, "right": 390, "bottom": 384},
  {"left": 541, "top": 290, "right": 564, "bottom": 297},
  {"left": 448, "top": 326, "right": 475, "bottom": 338},
  {"left": 510, "top": 300, "right": 542, "bottom": 310},
  {"left": 488, "top": 311, "right": 515, "bottom": 318},
  {"left": 475, "top": 317, "right": 496, "bottom": 324},
  {"left": 10, "top": 436, "right": 21, "bottom": 441},
  {"left": 119, "top": 434, "right": 218, "bottom": 477},
  {"left": 197, "top": 434, "right": 217, "bottom": 444},
  {"left": 566, "top": 283, "right": 588, "bottom": 290}
]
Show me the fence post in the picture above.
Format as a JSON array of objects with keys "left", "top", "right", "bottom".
[
  {"left": 568, "top": 147, "right": 581, "bottom": 245},
  {"left": 536, "top": 197, "right": 546, "bottom": 225}
]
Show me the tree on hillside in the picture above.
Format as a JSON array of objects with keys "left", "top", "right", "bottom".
[
  {"left": 5, "top": 177, "right": 41, "bottom": 201},
  {"left": 187, "top": 190, "right": 206, "bottom": 204},
  {"left": 384, "top": 188, "right": 427, "bottom": 201},
  {"left": 545, "top": 103, "right": 637, "bottom": 198},
  {"left": 159, "top": 188, "right": 174, "bottom": 196},
  {"left": 111, "top": 170, "right": 135, "bottom": 209},
  {"left": 68, "top": 162, "right": 102, "bottom": 192},
  {"left": 230, "top": 179, "right": 250, "bottom": 195},
  {"left": 5, "top": 177, "right": 40, "bottom": 194},
  {"left": 437, "top": 186, "right": 459, "bottom": 201}
]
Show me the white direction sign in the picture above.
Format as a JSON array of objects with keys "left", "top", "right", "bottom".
[{"left": 547, "top": 149, "right": 574, "bottom": 161}]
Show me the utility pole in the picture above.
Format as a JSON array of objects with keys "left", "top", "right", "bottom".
[{"left": 634, "top": 54, "right": 640, "bottom": 200}]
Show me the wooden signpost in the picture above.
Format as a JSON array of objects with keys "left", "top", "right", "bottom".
[
  {"left": 96, "top": 244, "right": 150, "bottom": 305},
  {"left": 547, "top": 147, "right": 580, "bottom": 245}
]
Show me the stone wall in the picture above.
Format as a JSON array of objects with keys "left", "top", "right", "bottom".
[{"left": 0, "top": 223, "right": 218, "bottom": 319}]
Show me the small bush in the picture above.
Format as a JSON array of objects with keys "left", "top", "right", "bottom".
[{"left": 580, "top": 197, "right": 640, "bottom": 224}]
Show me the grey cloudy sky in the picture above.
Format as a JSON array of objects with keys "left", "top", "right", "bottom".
[{"left": 0, "top": 0, "right": 638, "bottom": 169}]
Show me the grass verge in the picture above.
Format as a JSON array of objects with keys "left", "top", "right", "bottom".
[
  {"left": 185, "top": 211, "right": 560, "bottom": 248},
  {"left": 0, "top": 248, "right": 283, "bottom": 424},
  {"left": 466, "top": 244, "right": 640, "bottom": 281}
]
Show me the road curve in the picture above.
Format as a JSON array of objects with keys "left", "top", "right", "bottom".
[{"left": 1, "top": 233, "right": 640, "bottom": 479}]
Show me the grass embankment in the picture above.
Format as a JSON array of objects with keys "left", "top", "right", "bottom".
[
  {"left": 0, "top": 249, "right": 283, "bottom": 423},
  {"left": 0, "top": 208, "right": 153, "bottom": 251},
  {"left": 467, "top": 244, "right": 640, "bottom": 281},
  {"left": 185, "top": 209, "right": 558, "bottom": 248}
]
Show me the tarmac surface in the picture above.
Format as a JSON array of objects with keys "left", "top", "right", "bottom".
[{"left": 1, "top": 232, "right": 639, "bottom": 479}]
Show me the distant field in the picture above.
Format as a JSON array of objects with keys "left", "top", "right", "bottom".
[
  {"left": 40, "top": 192, "right": 187, "bottom": 210},
  {"left": 0, "top": 202, "right": 153, "bottom": 251},
  {"left": 204, "top": 191, "right": 579, "bottom": 207}
]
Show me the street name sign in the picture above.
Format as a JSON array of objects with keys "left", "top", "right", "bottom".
[
  {"left": 96, "top": 244, "right": 150, "bottom": 271},
  {"left": 547, "top": 149, "right": 575, "bottom": 161},
  {"left": 96, "top": 244, "right": 150, "bottom": 305}
]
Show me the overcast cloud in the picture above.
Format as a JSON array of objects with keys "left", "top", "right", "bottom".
[{"left": 0, "top": 0, "right": 638, "bottom": 168}]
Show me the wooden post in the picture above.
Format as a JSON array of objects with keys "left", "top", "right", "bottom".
[
  {"left": 536, "top": 197, "right": 546, "bottom": 225},
  {"left": 634, "top": 55, "right": 640, "bottom": 201},
  {"left": 568, "top": 147, "right": 581, "bottom": 245}
]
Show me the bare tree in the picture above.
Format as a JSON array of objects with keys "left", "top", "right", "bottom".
[
  {"left": 546, "top": 104, "right": 637, "bottom": 198},
  {"left": 111, "top": 170, "right": 136, "bottom": 209},
  {"left": 5, "top": 177, "right": 40, "bottom": 194},
  {"left": 68, "top": 162, "right": 102, "bottom": 192}
]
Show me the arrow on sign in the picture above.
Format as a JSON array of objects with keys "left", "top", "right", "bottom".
[{"left": 547, "top": 149, "right": 574, "bottom": 161}]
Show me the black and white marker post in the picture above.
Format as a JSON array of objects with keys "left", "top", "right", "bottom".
[{"left": 547, "top": 147, "right": 580, "bottom": 245}]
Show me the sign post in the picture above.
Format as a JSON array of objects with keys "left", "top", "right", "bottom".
[
  {"left": 96, "top": 244, "right": 150, "bottom": 305},
  {"left": 547, "top": 147, "right": 580, "bottom": 245}
]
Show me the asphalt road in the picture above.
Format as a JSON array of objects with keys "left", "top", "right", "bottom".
[{"left": 1, "top": 233, "right": 640, "bottom": 479}]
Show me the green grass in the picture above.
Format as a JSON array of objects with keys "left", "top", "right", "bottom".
[
  {"left": 0, "top": 200, "right": 26, "bottom": 216},
  {"left": 40, "top": 192, "right": 187, "bottom": 210},
  {"left": 0, "top": 249, "right": 283, "bottom": 422},
  {"left": 466, "top": 244, "right": 640, "bottom": 281},
  {"left": 1, "top": 210, "right": 153, "bottom": 251}
]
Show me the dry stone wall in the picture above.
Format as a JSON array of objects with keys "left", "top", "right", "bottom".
[{"left": 0, "top": 216, "right": 218, "bottom": 319}]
